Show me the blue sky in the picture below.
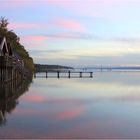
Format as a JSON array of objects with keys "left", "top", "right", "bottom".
[{"left": 1, "top": 0, "right": 140, "bottom": 66}]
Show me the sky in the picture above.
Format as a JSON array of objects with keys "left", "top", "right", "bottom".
[{"left": 1, "top": 0, "right": 140, "bottom": 66}]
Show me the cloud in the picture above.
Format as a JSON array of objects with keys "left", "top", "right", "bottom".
[
  {"left": 51, "top": 18, "right": 86, "bottom": 32},
  {"left": 46, "top": 0, "right": 139, "bottom": 8},
  {"left": 7, "top": 17, "right": 86, "bottom": 33},
  {"left": 46, "top": 0, "right": 140, "bottom": 23},
  {"left": 47, "top": 32, "right": 93, "bottom": 39},
  {"left": 111, "top": 37, "right": 140, "bottom": 44},
  {"left": 8, "top": 22, "right": 47, "bottom": 30},
  {"left": 3, "top": 0, "right": 140, "bottom": 20},
  {"left": 27, "top": 39, "right": 140, "bottom": 66},
  {"left": 22, "top": 35, "right": 48, "bottom": 41},
  {"left": 1, "top": 0, "right": 42, "bottom": 8},
  {"left": 3, "top": 0, "right": 135, "bottom": 19},
  {"left": 21, "top": 32, "right": 94, "bottom": 42}
]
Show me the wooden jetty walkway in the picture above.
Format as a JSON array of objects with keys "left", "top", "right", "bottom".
[
  {"left": 34, "top": 71, "right": 93, "bottom": 78},
  {"left": 0, "top": 37, "right": 25, "bottom": 83}
]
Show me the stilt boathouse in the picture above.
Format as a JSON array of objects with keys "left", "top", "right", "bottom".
[{"left": 0, "top": 37, "right": 25, "bottom": 83}]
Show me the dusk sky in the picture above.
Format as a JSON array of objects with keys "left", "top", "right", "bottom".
[{"left": 1, "top": 0, "right": 140, "bottom": 66}]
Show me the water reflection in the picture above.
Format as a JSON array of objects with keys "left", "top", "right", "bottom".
[
  {"left": 0, "top": 78, "right": 32, "bottom": 126},
  {"left": 1, "top": 72, "right": 140, "bottom": 138}
]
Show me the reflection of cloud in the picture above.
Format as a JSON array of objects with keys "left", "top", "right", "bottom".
[
  {"left": 0, "top": 127, "right": 36, "bottom": 138},
  {"left": 21, "top": 95, "right": 45, "bottom": 103},
  {"left": 53, "top": 119, "right": 121, "bottom": 139},
  {"left": 56, "top": 106, "right": 85, "bottom": 120},
  {"left": 14, "top": 108, "right": 40, "bottom": 115}
]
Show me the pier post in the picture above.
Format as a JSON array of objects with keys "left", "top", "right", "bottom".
[
  {"left": 68, "top": 71, "right": 71, "bottom": 78},
  {"left": 5, "top": 68, "right": 8, "bottom": 82},
  {"left": 12, "top": 68, "right": 13, "bottom": 80},
  {"left": 57, "top": 71, "right": 60, "bottom": 78},
  {"left": 46, "top": 71, "right": 48, "bottom": 78},
  {"left": 0, "top": 68, "right": 2, "bottom": 81},
  {"left": 90, "top": 72, "right": 93, "bottom": 78},
  {"left": 80, "top": 72, "right": 82, "bottom": 78},
  {"left": 34, "top": 72, "right": 36, "bottom": 78}
]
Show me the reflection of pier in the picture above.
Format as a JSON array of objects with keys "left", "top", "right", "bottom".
[
  {"left": 0, "top": 78, "right": 32, "bottom": 126},
  {"left": 34, "top": 71, "right": 93, "bottom": 78}
]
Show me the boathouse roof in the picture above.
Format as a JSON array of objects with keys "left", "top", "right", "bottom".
[
  {"left": 0, "top": 37, "right": 9, "bottom": 56},
  {"left": 13, "top": 50, "right": 22, "bottom": 60},
  {"left": 0, "top": 37, "right": 23, "bottom": 61}
]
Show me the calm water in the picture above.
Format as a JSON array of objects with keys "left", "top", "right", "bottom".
[{"left": 1, "top": 72, "right": 140, "bottom": 138}]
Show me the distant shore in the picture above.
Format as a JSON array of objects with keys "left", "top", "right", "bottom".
[{"left": 35, "top": 64, "right": 73, "bottom": 72}]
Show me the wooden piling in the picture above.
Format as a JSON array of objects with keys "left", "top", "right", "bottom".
[
  {"left": 80, "top": 72, "right": 82, "bottom": 78},
  {"left": 34, "top": 72, "right": 36, "bottom": 78},
  {"left": 90, "top": 72, "right": 93, "bottom": 78},
  {"left": 57, "top": 71, "right": 60, "bottom": 78},
  {"left": 46, "top": 71, "right": 48, "bottom": 78},
  {"left": 68, "top": 71, "right": 71, "bottom": 78}
]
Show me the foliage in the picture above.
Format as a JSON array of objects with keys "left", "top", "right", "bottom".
[{"left": 0, "top": 17, "right": 34, "bottom": 72}]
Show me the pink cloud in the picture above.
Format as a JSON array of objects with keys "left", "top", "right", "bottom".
[
  {"left": 8, "top": 22, "right": 47, "bottom": 30},
  {"left": 52, "top": 18, "right": 86, "bottom": 32},
  {"left": 8, "top": 18, "right": 85, "bottom": 32},
  {"left": 21, "top": 32, "right": 92, "bottom": 44},
  {"left": 22, "top": 35, "right": 47, "bottom": 42}
]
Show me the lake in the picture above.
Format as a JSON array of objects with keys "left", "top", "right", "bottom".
[{"left": 1, "top": 71, "right": 140, "bottom": 139}]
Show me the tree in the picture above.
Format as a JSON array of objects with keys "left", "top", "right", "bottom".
[
  {"left": 0, "top": 17, "right": 9, "bottom": 37},
  {"left": 0, "top": 17, "right": 9, "bottom": 30}
]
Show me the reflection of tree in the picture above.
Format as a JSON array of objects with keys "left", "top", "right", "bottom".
[{"left": 0, "top": 77, "right": 32, "bottom": 126}]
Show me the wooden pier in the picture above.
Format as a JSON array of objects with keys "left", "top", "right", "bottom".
[{"left": 34, "top": 71, "right": 93, "bottom": 78}]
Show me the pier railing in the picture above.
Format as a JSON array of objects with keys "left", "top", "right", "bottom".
[{"left": 34, "top": 70, "right": 93, "bottom": 78}]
